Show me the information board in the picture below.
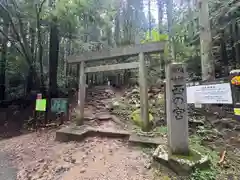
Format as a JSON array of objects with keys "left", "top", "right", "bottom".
[
  {"left": 51, "top": 98, "right": 68, "bottom": 113},
  {"left": 187, "top": 83, "right": 233, "bottom": 104}
]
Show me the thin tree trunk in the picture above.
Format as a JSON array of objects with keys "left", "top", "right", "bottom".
[
  {"left": 157, "top": 0, "right": 164, "bottom": 77},
  {"left": 66, "top": 36, "right": 71, "bottom": 88},
  {"left": 198, "top": 0, "right": 215, "bottom": 81},
  {"left": 148, "top": 0, "right": 151, "bottom": 39},
  {"left": 36, "top": 10, "right": 45, "bottom": 94},
  {"left": 157, "top": 0, "right": 163, "bottom": 34},
  {"left": 220, "top": 30, "right": 228, "bottom": 76},
  {"left": 0, "top": 19, "right": 8, "bottom": 101},
  {"left": 233, "top": 19, "right": 240, "bottom": 68},
  {"left": 49, "top": 17, "right": 59, "bottom": 97},
  {"left": 166, "top": 0, "right": 175, "bottom": 61}
]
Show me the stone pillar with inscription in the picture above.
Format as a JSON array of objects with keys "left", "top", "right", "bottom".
[{"left": 166, "top": 63, "right": 189, "bottom": 155}]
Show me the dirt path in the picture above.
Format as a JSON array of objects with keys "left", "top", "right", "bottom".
[
  {"left": 0, "top": 152, "right": 17, "bottom": 180},
  {"left": 0, "top": 86, "right": 158, "bottom": 180},
  {"left": 0, "top": 129, "right": 154, "bottom": 180}
]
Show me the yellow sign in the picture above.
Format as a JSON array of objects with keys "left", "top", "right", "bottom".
[
  {"left": 35, "top": 99, "right": 47, "bottom": 111},
  {"left": 231, "top": 76, "right": 240, "bottom": 85},
  {"left": 234, "top": 108, "right": 240, "bottom": 115}
]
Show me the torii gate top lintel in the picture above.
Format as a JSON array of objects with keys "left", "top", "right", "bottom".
[{"left": 67, "top": 41, "right": 166, "bottom": 64}]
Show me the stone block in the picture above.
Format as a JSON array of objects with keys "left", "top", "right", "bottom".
[
  {"left": 129, "top": 134, "right": 166, "bottom": 147},
  {"left": 88, "top": 127, "right": 130, "bottom": 138},
  {"left": 55, "top": 125, "right": 89, "bottom": 142},
  {"left": 56, "top": 124, "right": 130, "bottom": 142},
  {"left": 153, "top": 145, "right": 210, "bottom": 176},
  {"left": 95, "top": 113, "right": 112, "bottom": 121}
]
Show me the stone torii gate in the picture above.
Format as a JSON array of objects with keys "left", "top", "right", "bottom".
[{"left": 67, "top": 42, "right": 165, "bottom": 131}]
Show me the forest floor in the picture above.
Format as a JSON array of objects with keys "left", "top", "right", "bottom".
[
  {"left": 0, "top": 129, "right": 156, "bottom": 180},
  {"left": 0, "top": 85, "right": 239, "bottom": 180},
  {"left": 0, "top": 86, "right": 161, "bottom": 180}
]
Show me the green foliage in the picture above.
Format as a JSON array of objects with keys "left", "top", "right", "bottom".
[
  {"left": 155, "top": 126, "right": 167, "bottom": 135},
  {"left": 190, "top": 135, "right": 219, "bottom": 180},
  {"left": 191, "top": 168, "right": 218, "bottom": 180},
  {"left": 141, "top": 29, "right": 168, "bottom": 43}
]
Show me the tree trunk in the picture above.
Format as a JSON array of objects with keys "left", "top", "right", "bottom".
[
  {"left": 65, "top": 36, "right": 71, "bottom": 88},
  {"left": 198, "top": 0, "right": 215, "bottom": 81},
  {"left": 233, "top": 19, "right": 240, "bottom": 68},
  {"left": 0, "top": 19, "right": 8, "bottom": 101},
  {"left": 36, "top": 11, "right": 45, "bottom": 94},
  {"left": 157, "top": 0, "right": 163, "bottom": 34},
  {"left": 48, "top": 18, "right": 59, "bottom": 97},
  {"left": 187, "top": 0, "right": 194, "bottom": 39},
  {"left": 220, "top": 30, "right": 228, "bottom": 76},
  {"left": 148, "top": 0, "right": 151, "bottom": 39},
  {"left": 166, "top": 0, "right": 175, "bottom": 61},
  {"left": 26, "top": 65, "right": 35, "bottom": 93},
  {"left": 157, "top": 0, "right": 164, "bottom": 77}
]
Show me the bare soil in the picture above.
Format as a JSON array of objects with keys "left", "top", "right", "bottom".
[
  {"left": 0, "top": 129, "right": 154, "bottom": 180},
  {"left": 0, "top": 86, "right": 156, "bottom": 180}
]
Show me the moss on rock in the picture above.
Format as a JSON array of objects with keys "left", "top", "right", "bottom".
[{"left": 130, "top": 108, "right": 153, "bottom": 127}]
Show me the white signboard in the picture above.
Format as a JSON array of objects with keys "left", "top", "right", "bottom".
[{"left": 187, "top": 83, "right": 233, "bottom": 104}]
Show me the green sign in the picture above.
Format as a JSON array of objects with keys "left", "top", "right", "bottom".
[
  {"left": 35, "top": 99, "right": 47, "bottom": 111},
  {"left": 51, "top": 98, "right": 68, "bottom": 113}
]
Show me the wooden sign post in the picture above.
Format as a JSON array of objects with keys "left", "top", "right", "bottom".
[{"left": 34, "top": 97, "right": 47, "bottom": 128}]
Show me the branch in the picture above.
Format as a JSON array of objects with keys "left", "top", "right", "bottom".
[
  {"left": 0, "top": 27, "right": 25, "bottom": 57},
  {"left": 39, "top": 0, "right": 48, "bottom": 13},
  {"left": 9, "top": 0, "right": 30, "bottom": 54},
  {"left": 0, "top": 2, "right": 31, "bottom": 65}
]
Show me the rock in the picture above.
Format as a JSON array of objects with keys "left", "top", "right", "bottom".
[
  {"left": 113, "top": 101, "right": 120, "bottom": 107},
  {"left": 128, "top": 99, "right": 135, "bottom": 104},
  {"left": 81, "top": 155, "right": 87, "bottom": 160},
  {"left": 84, "top": 114, "right": 95, "bottom": 121},
  {"left": 80, "top": 168, "right": 86, "bottom": 173},
  {"left": 70, "top": 158, "right": 76, "bottom": 164},
  {"left": 189, "top": 117, "right": 204, "bottom": 126},
  {"left": 234, "top": 125, "right": 240, "bottom": 131},
  {"left": 106, "top": 103, "right": 113, "bottom": 110},
  {"left": 135, "top": 103, "right": 140, "bottom": 108},
  {"left": 106, "top": 101, "right": 120, "bottom": 111},
  {"left": 55, "top": 165, "right": 70, "bottom": 174},
  {"left": 154, "top": 118, "right": 165, "bottom": 127},
  {"left": 153, "top": 145, "right": 210, "bottom": 176},
  {"left": 144, "top": 159, "right": 152, "bottom": 169},
  {"left": 38, "top": 159, "right": 44, "bottom": 163},
  {"left": 63, "top": 157, "right": 76, "bottom": 164},
  {"left": 148, "top": 93, "right": 154, "bottom": 98},
  {"left": 96, "top": 113, "right": 112, "bottom": 121}
]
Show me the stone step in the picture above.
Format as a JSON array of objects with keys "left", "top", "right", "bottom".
[
  {"left": 56, "top": 125, "right": 130, "bottom": 142},
  {"left": 88, "top": 128, "right": 130, "bottom": 138},
  {"left": 129, "top": 134, "right": 166, "bottom": 146}
]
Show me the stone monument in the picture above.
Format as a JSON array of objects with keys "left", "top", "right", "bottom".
[{"left": 153, "top": 63, "right": 209, "bottom": 175}]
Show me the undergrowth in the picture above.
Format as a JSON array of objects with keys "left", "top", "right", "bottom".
[
  {"left": 152, "top": 135, "right": 220, "bottom": 180},
  {"left": 189, "top": 135, "right": 219, "bottom": 180}
]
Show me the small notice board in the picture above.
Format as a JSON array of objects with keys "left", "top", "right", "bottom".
[
  {"left": 51, "top": 98, "right": 68, "bottom": 113},
  {"left": 187, "top": 83, "right": 233, "bottom": 104}
]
